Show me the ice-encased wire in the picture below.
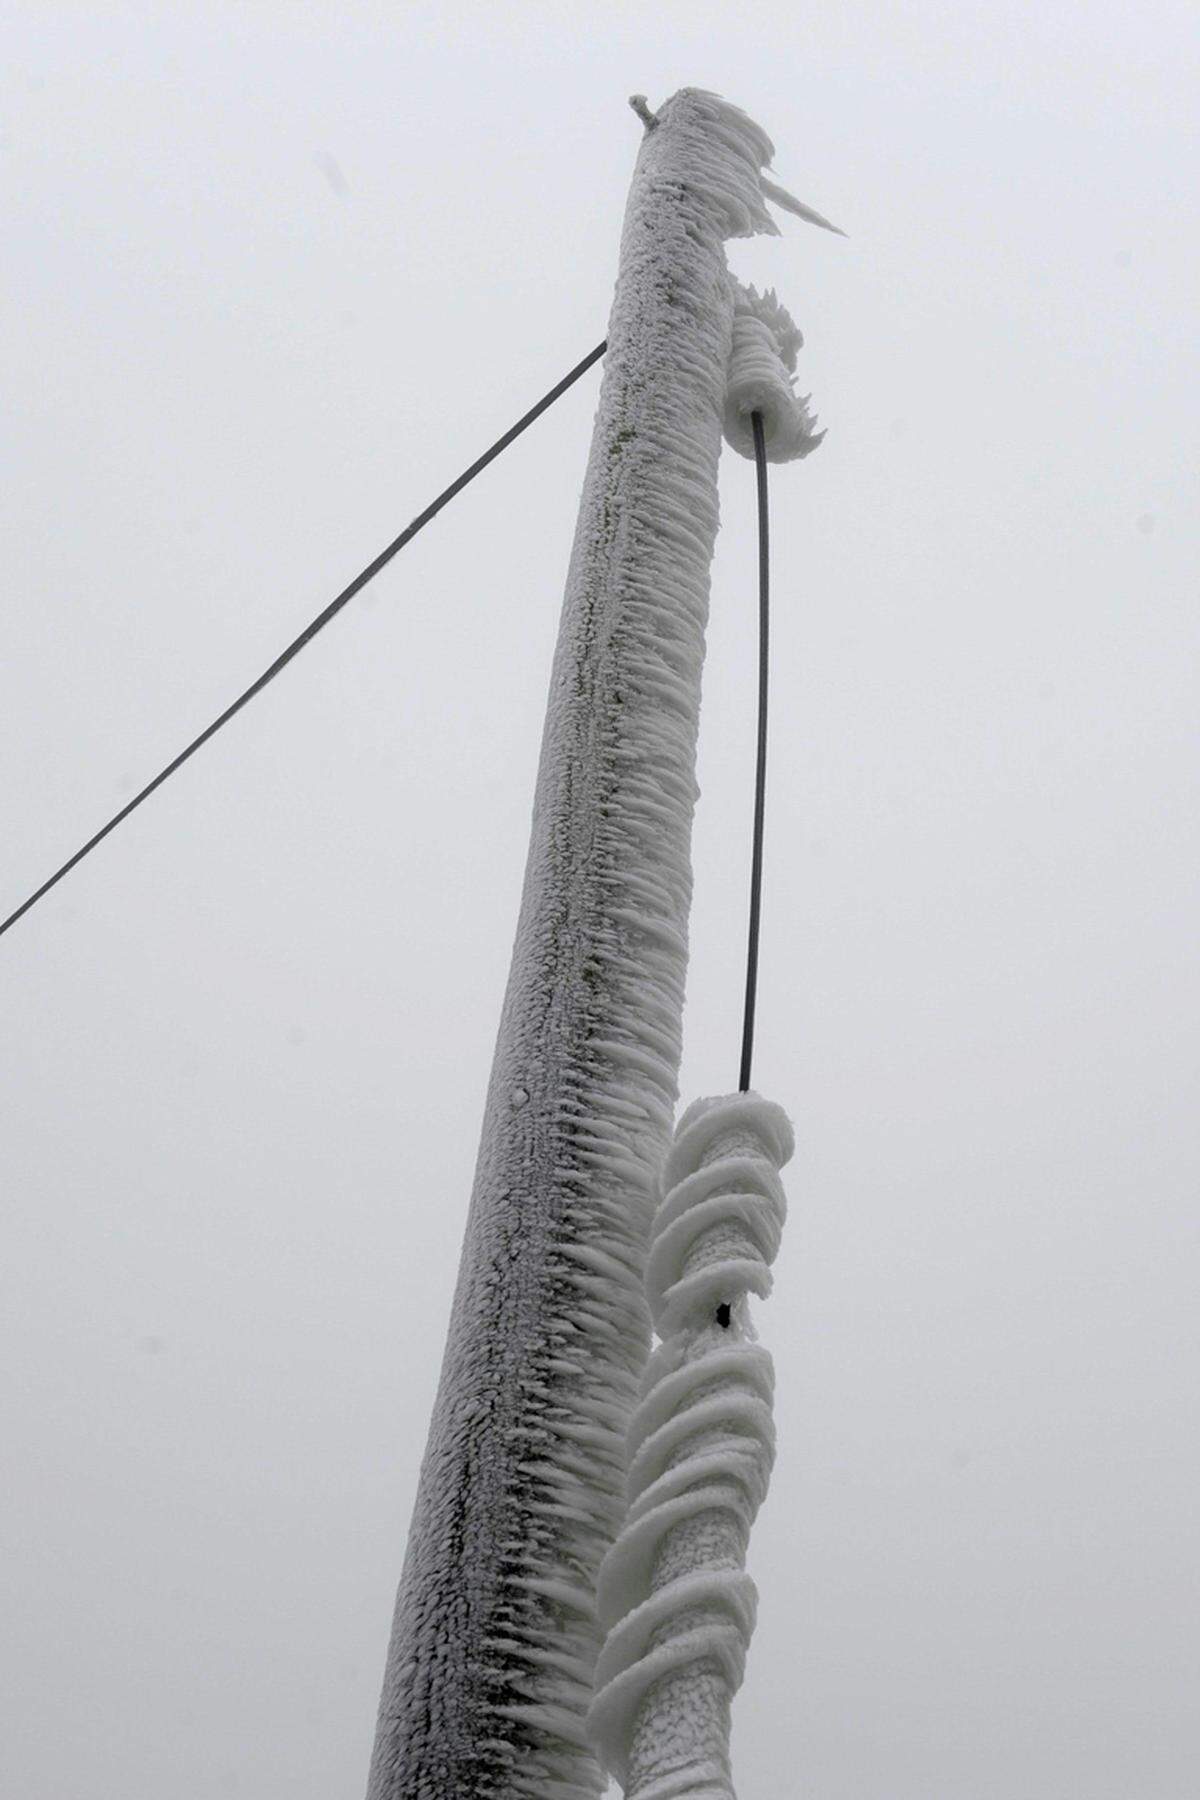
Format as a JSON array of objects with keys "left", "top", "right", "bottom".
[{"left": 587, "top": 1093, "right": 795, "bottom": 1797}]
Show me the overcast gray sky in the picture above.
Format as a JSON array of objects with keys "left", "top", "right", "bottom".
[{"left": 3, "top": 4, "right": 1197, "bottom": 1797}]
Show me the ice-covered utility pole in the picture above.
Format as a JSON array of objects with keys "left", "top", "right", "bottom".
[{"left": 366, "top": 88, "right": 836, "bottom": 1800}]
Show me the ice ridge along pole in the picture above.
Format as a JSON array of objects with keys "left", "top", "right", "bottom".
[{"left": 366, "top": 88, "right": 828, "bottom": 1800}]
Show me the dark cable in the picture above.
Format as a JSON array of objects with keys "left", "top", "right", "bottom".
[
  {"left": 738, "top": 410, "right": 770, "bottom": 1092},
  {"left": 0, "top": 339, "right": 608, "bottom": 942}
]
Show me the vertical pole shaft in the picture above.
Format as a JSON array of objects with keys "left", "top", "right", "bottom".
[{"left": 366, "top": 91, "right": 779, "bottom": 1800}]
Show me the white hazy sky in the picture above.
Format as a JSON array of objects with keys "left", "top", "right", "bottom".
[{"left": 3, "top": 4, "right": 1197, "bottom": 1797}]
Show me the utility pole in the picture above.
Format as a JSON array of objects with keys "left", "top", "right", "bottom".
[{"left": 366, "top": 88, "right": 835, "bottom": 1800}]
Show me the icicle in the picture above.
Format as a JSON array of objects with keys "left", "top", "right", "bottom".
[
  {"left": 723, "top": 283, "right": 825, "bottom": 464},
  {"left": 587, "top": 1092, "right": 795, "bottom": 1797}
]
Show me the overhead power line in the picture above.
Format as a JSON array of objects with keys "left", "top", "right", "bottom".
[
  {"left": 0, "top": 340, "right": 608, "bottom": 942},
  {"left": 738, "top": 409, "right": 771, "bottom": 1093}
]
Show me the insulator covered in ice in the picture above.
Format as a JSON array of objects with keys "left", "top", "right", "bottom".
[
  {"left": 587, "top": 1092, "right": 795, "bottom": 1797},
  {"left": 723, "top": 282, "right": 825, "bottom": 464}
]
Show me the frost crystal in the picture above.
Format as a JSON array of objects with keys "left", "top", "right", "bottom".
[{"left": 366, "top": 91, "right": 821, "bottom": 1800}]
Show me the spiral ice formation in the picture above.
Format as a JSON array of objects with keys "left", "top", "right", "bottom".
[
  {"left": 587, "top": 1092, "right": 794, "bottom": 1797},
  {"left": 723, "top": 282, "right": 824, "bottom": 464}
]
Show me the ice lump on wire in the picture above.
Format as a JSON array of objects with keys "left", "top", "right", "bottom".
[{"left": 723, "top": 282, "right": 825, "bottom": 464}]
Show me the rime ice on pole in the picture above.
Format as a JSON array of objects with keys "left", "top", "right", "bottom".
[{"left": 367, "top": 89, "right": 835, "bottom": 1800}]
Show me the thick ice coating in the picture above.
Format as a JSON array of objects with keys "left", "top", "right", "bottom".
[
  {"left": 587, "top": 1092, "right": 795, "bottom": 1796},
  {"left": 366, "top": 90, "right": 819, "bottom": 1800},
  {"left": 723, "top": 283, "right": 825, "bottom": 464}
]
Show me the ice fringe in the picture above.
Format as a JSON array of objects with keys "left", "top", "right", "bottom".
[
  {"left": 366, "top": 90, "right": 826, "bottom": 1800},
  {"left": 586, "top": 1093, "right": 794, "bottom": 1797}
]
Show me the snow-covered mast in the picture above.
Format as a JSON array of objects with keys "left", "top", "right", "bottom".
[{"left": 367, "top": 89, "right": 834, "bottom": 1800}]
